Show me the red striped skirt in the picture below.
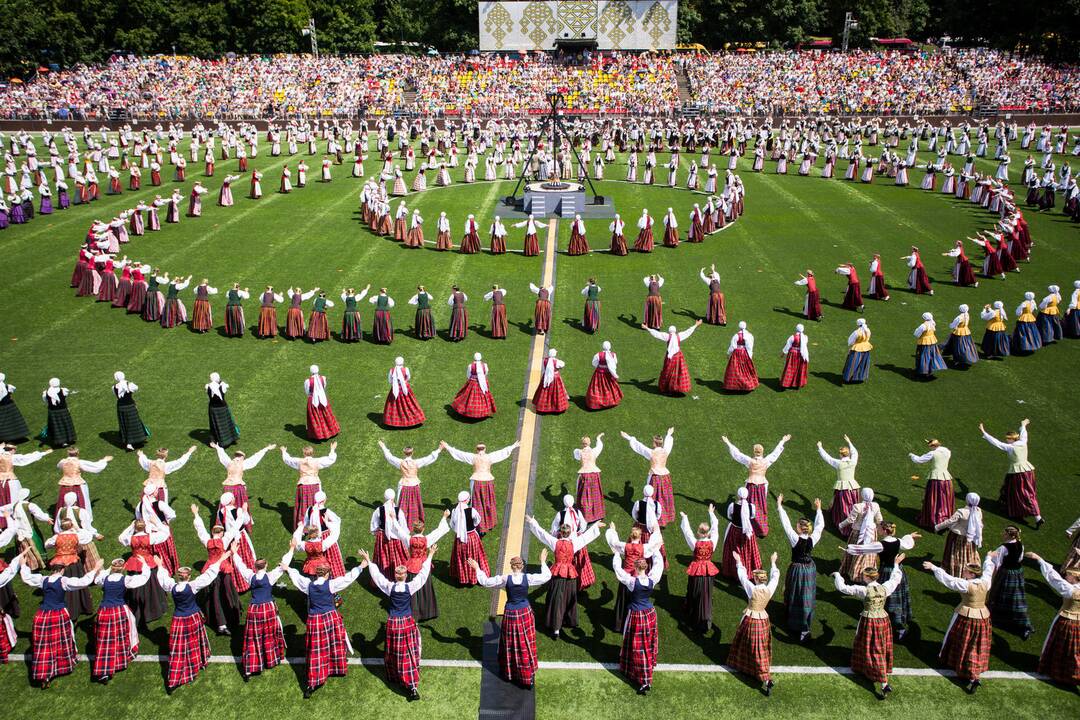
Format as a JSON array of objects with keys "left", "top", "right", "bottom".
[
  {"left": 373, "top": 529, "right": 408, "bottom": 576},
  {"left": 385, "top": 615, "right": 421, "bottom": 688},
  {"left": 658, "top": 352, "right": 690, "bottom": 394},
  {"left": 191, "top": 299, "right": 213, "bottom": 332},
  {"left": 917, "top": 478, "right": 955, "bottom": 529},
  {"left": 746, "top": 483, "right": 770, "bottom": 537},
  {"left": 384, "top": 391, "right": 426, "bottom": 428},
  {"left": 575, "top": 547, "right": 595, "bottom": 590},
  {"left": 92, "top": 605, "right": 136, "bottom": 679},
  {"left": 166, "top": 613, "right": 210, "bottom": 688},
  {"left": 450, "top": 532, "right": 488, "bottom": 585},
  {"left": 780, "top": 351, "right": 808, "bottom": 389},
  {"left": 940, "top": 614, "right": 991, "bottom": 679},
  {"left": 707, "top": 292, "right": 726, "bottom": 325},
  {"left": 1001, "top": 471, "right": 1040, "bottom": 519},
  {"left": 257, "top": 307, "right": 277, "bottom": 337},
  {"left": 451, "top": 378, "right": 497, "bottom": 419},
  {"left": 634, "top": 228, "right": 654, "bottom": 252},
  {"left": 31, "top": 608, "right": 77, "bottom": 681},
  {"left": 662, "top": 226, "right": 679, "bottom": 247},
  {"left": 620, "top": 608, "right": 658, "bottom": 686},
  {"left": 649, "top": 473, "right": 675, "bottom": 526},
  {"left": 306, "top": 403, "right": 340, "bottom": 441},
  {"left": 1039, "top": 615, "right": 1080, "bottom": 685},
  {"left": 306, "top": 311, "right": 329, "bottom": 341},
  {"left": 583, "top": 300, "right": 601, "bottom": 332},
  {"left": 490, "top": 305, "right": 507, "bottom": 338},
  {"left": 399, "top": 485, "right": 425, "bottom": 528},
  {"left": 576, "top": 472, "right": 605, "bottom": 522},
  {"left": 294, "top": 483, "right": 321, "bottom": 529},
  {"left": 721, "top": 526, "right": 760, "bottom": 579},
  {"left": 727, "top": 615, "right": 772, "bottom": 681},
  {"left": 306, "top": 610, "right": 349, "bottom": 688},
  {"left": 499, "top": 606, "right": 537, "bottom": 685},
  {"left": 523, "top": 233, "right": 539, "bottom": 256},
  {"left": 472, "top": 480, "right": 498, "bottom": 532},
  {"left": 372, "top": 310, "right": 394, "bottom": 344},
  {"left": 285, "top": 307, "right": 305, "bottom": 337},
  {"left": 852, "top": 615, "right": 893, "bottom": 683},
  {"left": 585, "top": 367, "right": 622, "bottom": 409},
  {"left": 533, "top": 299, "right": 551, "bottom": 332},
  {"left": 242, "top": 601, "right": 286, "bottom": 675},
  {"left": 643, "top": 296, "right": 663, "bottom": 328},
  {"left": 723, "top": 349, "right": 758, "bottom": 391},
  {"left": 830, "top": 488, "right": 859, "bottom": 533},
  {"left": 154, "top": 536, "right": 179, "bottom": 575},
  {"left": 532, "top": 377, "right": 568, "bottom": 414}
]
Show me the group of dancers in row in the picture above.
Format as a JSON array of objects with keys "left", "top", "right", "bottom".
[{"left": 0, "top": 412, "right": 1076, "bottom": 697}]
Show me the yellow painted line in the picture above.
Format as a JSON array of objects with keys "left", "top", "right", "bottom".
[{"left": 493, "top": 219, "right": 559, "bottom": 616}]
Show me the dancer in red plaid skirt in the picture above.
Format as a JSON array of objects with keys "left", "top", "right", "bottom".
[
  {"left": 370, "top": 489, "right": 409, "bottom": 577},
  {"left": 980, "top": 419, "right": 1043, "bottom": 527},
  {"left": 817, "top": 437, "right": 861, "bottom": 533},
  {"left": 442, "top": 440, "right": 518, "bottom": 532},
  {"left": 835, "top": 263, "right": 866, "bottom": 311},
  {"left": 282, "top": 443, "right": 337, "bottom": 529},
  {"left": 621, "top": 427, "right": 677, "bottom": 526},
  {"left": 679, "top": 506, "right": 719, "bottom": 632},
  {"left": 908, "top": 439, "right": 955, "bottom": 529},
  {"left": 644, "top": 321, "right": 702, "bottom": 395},
  {"left": 548, "top": 495, "right": 598, "bottom": 591},
  {"left": 721, "top": 487, "right": 762, "bottom": 579},
  {"left": 585, "top": 342, "right": 622, "bottom": 409},
  {"left": 833, "top": 563, "right": 907, "bottom": 698},
  {"left": 474, "top": 550, "right": 551, "bottom": 688},
  {"left": 779, "top": 325, "right": 809, "bottom": 390},
  {"left": 364, "top": 546, "right": 436, "bottom": 701},
  {"left": 304, "top": 366, "right": 339, "bottom": 441},
  {"left": 135, "top": 487, "right": 180, "bottom": 575},
  {"left": 0, "top": 553, "right": 24, "bottom": 663},
  {"left": 21, "top": 555, "right": 100, "bottom": 687},
  {"left": 924, "top": 555, "right": 997, "bottom": 693},
  {"left": 231, "top": 553, "right": 287, "bottom": 679},
  {"left": 191, "top": 507, "right": 242, "bottom": 633},
  {"left": 91, "top": 557, "right": 150, "bottom": 683},
  {"left": 378, "top": 440, "right": 442, "bottom": 528},
  {"left": 700, "top": 265, "right": 727, "bottom": 325},
  {"left": 724, "top": 322, "right": 759, "bottom": 391},
  {"left": 283, "top": 555, "right": 366, "bottom": 698},
  {"left": 526, "top": 515, "right": 603, "bottom": 637},
  {"left": 722, "top": 434, "right": 790, "bottom": 538},
  {"left": 642, "top": 274, "right": 664, "bottom": 329},
  {"left": 1027, "top": 552, "right": 1080, "bottom": 687},
  {"left": 728, "top": 552, "right": 780, "bottom": 695},
  {"left": 606, "top": 522, "right": 664, "bottom": 629},
  {"left": 448, "top": 491, "right": 489, "bottom": 585},
  {"left": 532, "top": 349, "right": 569, "bottom": 414},
  {"left": 451, "top": 353, "right": 497, "bottom": 420},
  {"left": 574, "top": 434, "right": 606, "bottom": 522},
  {"left": 613, "top": 552, "right": 663, "bottom": 694},
  {"left": 384, "top": 357, "right": 426, "bottom": 428},
  {"left": 213, "top": 443, "right": 276, "bottom": 509},
  {"left": 138, "top": 444, "right": 196, "bottom": 504},
  {"left": 794, "top": 271, "right": 823, "bottom": 321},
  {"left": 529, "top": 282, "right": 554, "bottom": 334},
  {"left": 156, "top": 552, "right": 228, "bottom": 693}
]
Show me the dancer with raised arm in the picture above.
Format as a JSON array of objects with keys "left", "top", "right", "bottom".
[
  {"left": 727, "top": 551, "right": 780, "bottom": 695},
  {"left": 620, "top": 427, "right": 677, "bottom": 526},
  {"left": 721, "top": 434, "right": 790, "bottom": 537},
  {"left": 473, "top": 549, "right": 550, "bottom": 688},
  {"left": 679, "top": 505, "right": 719, "bottom": 632},
  {"left": 642, "top": 321, "right": 702, "bottom": 396},
  {"left": 776, "top": 495, "right": 824, "bottom": 641}
]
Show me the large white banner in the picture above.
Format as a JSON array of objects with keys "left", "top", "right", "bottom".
[{"left": 479, "top": 1, "right": 678, "bottom": 51}]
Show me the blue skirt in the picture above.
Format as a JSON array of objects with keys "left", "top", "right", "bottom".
[
  {"left": 1036, "top": 313, "right": 1063, "bottom": 344},
  {"left": 942, "top": 334, "right": 978, "bottom": 366},
  {"left": 981, "top": 329, "right": 1010, "bottom": 358},
  {"left": 1012, "top": 320, "right": 1042, "bottom": 354},
  {"left": 1066, "top": 309, "right": 1080, "bottom": 338},
  {"left": 842, "top": 350, "right": 870, "bottom": 383},
  {"left": 915, "top": 344, "right": 947, "bottom": 376}
]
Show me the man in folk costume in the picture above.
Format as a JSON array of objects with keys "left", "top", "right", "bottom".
[
  {"left": 612, "top": 550, "right": 663, "bottom": 694},
  {"left": 20, "top": 554, "right": 100, "bottom": 687},
  {"left": 448, "top": 491, "right": 489, "bottom": 586},
  {"left": 679, "top": 505, "right": 719, "bottom": 632},
  {"left": 642, "top": 274, "right": 664, "bottom": 329},
  {"left": 461, "top": 214, "right": 482, "bottom": 254},
  {"left": 909, "top": 439, "right": 955, "bottom": 529},
  {"left": 91, "top": 557, "right": 151, "bottom": 683},
  {"left": 447, "top": 285, "right": 469, "bottom": 340},
  {"left": 835, "top": 262, "right": 865, "bottom": 311},
  {"left": 156, "top": 551, "right": 228, "bottom": 693},
  {"left": 794, "top": 271, "right": 823, "bottom": 320},
  {"left": 212, "top": 442, "right": 276, "bottom": 511},
  {"left": 727, "top": 551, "right": 780, "bottom": 695},
  {"left": 779, "top": 324, "right": 810, "bottom": 390},
  {"left": 902, "top": 246, "right": 934, "bottom": 295},
  {"left": 723, "top": 321, "right": 759, "bottom": 391},
  {"left": 0, "top": 446, "right": 50, "bottom": 527},
  {"left": 838, "top": 488, "right": 884, "bottom": 582},
  {"left": 378, "top": 440, "right": 441, "bottom": 527},
  {"left": 383, "top": 357, "right": 425, "bottom": 429},
  {"left": 514, "top": 214, "right": 546, "bottom": 257},
  {"left": 1025, "top": 552, "right": 1080, "bottom": 686},
  {"left": 303, "top": 365, "right": 339, "bottom": 441},
  {"left": 54, "top": 446, "right": 109, "bottom": 510},
  {"left": 525, "top": 514, "right": 603, "bottom": 638},
  {"left": 980, "top": 419, "right": 1042, "bottom": 526},
  {"left": 484, "top": 285, "right": 509, "bottom": 339},
  {"left": 474, "top": 550, "right": 551, "bottom": 688},
  {"left": 923, "top": 554, "right": 997, "bottom": 693},
  {"left": 528, "top": 282, "right": 554, "bottom": 335},
  {"left": 776, "top": 495, "right": 824, "bottom": 641},
  {"left": 532, "top": 349, "right": 569, "bottom": 414},
  {"left": 844, "top": 522, "right": 921, "bottom": 640},
  {"left": 281, "top": 443, "right": 337, "bottom": 529},
  {"left": 581, "top": 279, "right": 602, "bottom": 333},
  {"left": 833, "top": 562, "right": 907, "bottom": 698},
  {"left": 231, "top": 552, "right": 287, "bottom": 680},
  {"left": 700, "top": 265, "right": 727, "bottom": 325},
  {"left": 441, "top": 440, "right": 518, "bottom": 533},
  {"left": 282, "top": 551, "right": 366, "bottom": 698},
  {"left": 363, "top": 545, "right": 436, "bottom": 701},
  {"left": 643, "top": 320, "right": 702, "bottom": 396},
  {"left": 138, "top": 445, "right": 196, "bottom": 503},
  {"left": 721, "top": 434, "right": 790, "bottom": 537},
  {"left": 817, "top": 436, "right": 861, "bottom": 531},
  {"left": 621, "top": 427, "right": 677, "bottom": 527},
  {"left": 190, "top": 506, "right": 241, "bottom": 634}
]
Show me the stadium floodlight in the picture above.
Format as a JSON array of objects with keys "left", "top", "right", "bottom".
[
  {"left": 841, "top": 12, "right": 859, "bottom": 52},
  {"left": 302, "top": 18, "right": 319, "bottom": 59}
]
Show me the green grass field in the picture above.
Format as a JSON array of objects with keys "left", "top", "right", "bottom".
[{"left": 1, "top": 129, "right": 1079, "bottom": 716}]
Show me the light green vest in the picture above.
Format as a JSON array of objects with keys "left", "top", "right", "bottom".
[
  {"left": 928, "top": 448, "right": 952, "bottom": 480},
  {"left": 834, "top": 458, "right": 858, "bottom": 490},
  {"left": 1008, "top": 443, "right": 1034, "bottom": 474}
]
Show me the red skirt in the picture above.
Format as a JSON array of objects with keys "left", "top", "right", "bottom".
[
  {"left": 373, "top": 529, "right": 409, "bottom": 576},
  {"left": 472, "top": 480, "right": 498, "bottom": 532},
  {"left": 1039, "top": 615, "right": 1080, "bottom": 685},
  {"left": 257, "top": 307, "right": 277, "bottom": 337},
  {"left": 490, "top": 234, "right": 507, "bottom": 254},
  {"left": 242, "top": 601, "right": 286, "bottom": 675},
  {"left": 650, "top": 473, "right": 675, "bottom": 526},
  {"left": 852, "top": 616, "right": 893, "bottom": 683},
  {"left": 610, "top": 232, "right": 628, "bottom": 255},
  {"left": 727, "top": 615, "right": 772, "bottom": 682},
  {"left": 917, "top": 478, "right": 955, "bottom": 529},
  {"left": 644, "top": 296, "right": 663, "bottom": 328},
  {"left": 372, "top": 310, "right": 394, "bottom": 344},
  {"left": 746, "top": 483, "right": 770, "bottom": 537},
  {"left": 451, "top": 378, "right": 496, "bottom": 419},
  {"left": 500, "top": 606, "right": 538, "bottom": 685},
  {"left": 385, "top": 615, "right": 422, "bottom": 688},
  {"left": 780, "top": 351, "right": 808, "bottom": 389},
  {"left": 723, "top": 349, "right": 759, "bottom": 391},
  {"left": 306, "top": 311, "right": 330, "bottom": 341},
  {"left": 306, "top": 610, "right": 349, "bottom": 688},
  {"left": 384, "top": 390, "right": 425, "bottom": 428},
  {"left": 830, "top": 488, "right": 859, "bottom": 533},
  {"left": 568, "top": 229, "right": 590, "bottom": 255},
  {"left": 662, "top": 226, "right": 679, "bottom": 247},
  {"left": 658, "top": 352, "right": 691, "bottom": 395},
  {"left": 398, "top": 485, "right": 424, "bottom": 528},
  {"left": 294, "top": 483, "right": 321, "bottom": 530},
  {"left": 1001, "top": 471, "right": 1040, "bottom": 519},
  {"left": 575, "top": 547, "right": 595, "bottom": 590},
  {"left": 460, "top": 232, "right": 481, "bottom": 254},
  {"left": 449, "top": 307, "right": 468, "bottom": 340},
  {"left": 842, "top": 282, "right": 864, "bottom": 309},
  {"left": 414, "top": 308, "right": 435, "bottom": 339},
  {"left": 583, "top": 300, "right": 601, "bottom": 332},
  {"left": 805, "top": 290, "right": 822, "bottom": 320},
  {"left": 167, "top": 613, "right": 210, "bottom": 688},
  {"left": 450, "top": 532, "right": 488, "bottom": 585},
  {"left": 523, "top": 233, "right": 539, "bottom": 256},
  {"left": 956, "top": 259, "right": 977, "bottom": 286},
  {"left": 191, "top": 299, "right": 212, "bottom": 331},
  {"left": 721, "top": 526, "right": 760, "bottom": 579},
  {"left": 940, "top": 614, "right": 991, "bottom": 679},
  {"left": 490, "top": 305, "right": 507, "bottom": 338},
  {"left": 576, "top": 472, "right": 605, "bottom": 522},
  {"left": 285, "top": 307, "right": 305, "bottom": 337},
  {"left": 31, "top": 608, "right": 77, "bottom": 681},
  {"left": 154, "top": 535, "right": 179, "bottom": 575},
  {"left": 634, "top": 228, "right": 654, "bottom": 252},
  {"left": 306, "top": 402, "right": 340, "bottom": 440},
  {"left": 435, "top": 231, "right": 453, "bottom": 251},
  {"left": 533, "top": 299, "right": 551, "bottom": 333},
  {"left": 707, "top": 292, "right": 726, "bottom": 325},
  {"left": 92, "top": 605, "right": 136, "bottom": 679},
  {"left": 912, "top": 267, "right": 933, "bottom": 294},
  {"left": 619, "top": 608, "right": 658, "bottom": 686},
  {"left": 532, "top": 377, "right": 568, "bottom": 414},
  {"left": 585, "top": 367, "right": 622, "bottom": 410}
]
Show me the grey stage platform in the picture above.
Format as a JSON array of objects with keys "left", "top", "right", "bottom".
[{"left": 498, "top": 181, "right": 617, "bottom": 219}]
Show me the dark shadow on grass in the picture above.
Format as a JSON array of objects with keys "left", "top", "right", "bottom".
[
  {"left": 444, "top": 403, "right": 489, "bottom": 423},
  {"left": 190, "top": 493, "right": 219, "bottom": 517},
  {"left": 258, "top": 499, "right": 296, "bottom": 533},
  {"left": 187, "top": 428, "right": 214, "bottom": 445},
  {"left": 616, "top": 313, "right": 641, "bottom": 329},
  {"left": 282, "top": 423, "right": 310, "bottom": 441},
  {"left": 772, "top": 306, "right": 807, "bottom": 320},
  {"left": 96, "top": 430, "right": 127, "bottom": 451},
  {"left": 510, "top": 319, "right": 536, "bottom": 336},
  {"left": 811, "top": 370, "right": 845, "bottom": 387},
  {"left": 622, "top": 377, "right": 665, "bottom": 397},
  {"left": 671, "top": 308, "right": 705, "bottom": 322},
  {"left": 428, "top": 625, "right": 484, "bottom": 662},
  {"left": 875, "top": 363, "right": 920, "bottom": 381},
  {"left": 759, "top": 376, "right": 785, "bottom": 393},
  {"left": 874, "top": 491, "right": 922, "bottom": 532}
]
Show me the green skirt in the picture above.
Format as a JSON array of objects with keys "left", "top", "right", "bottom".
[
  {"left": 0, "top": 396, "right": 30, "bottom": 441},
  {"left": 209, "top": 403, "right": 239, "bottom": 447},
  {"left": 117, "top": 401, "right": 149, "bottom": 446},
  {"left": 40, "top": 406, "right": 76, "bottom": 446}
]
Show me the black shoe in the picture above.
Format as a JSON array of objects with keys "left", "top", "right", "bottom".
[
  {"left": 764, "top": 680, "right": 774, "bottom": 696},
  {"left": 100, "top": 676, "right": 111, "bottom": 685},
  {"left": 967, "top": 679, "right": 981, "bottom": 694},
  {"left": 1035, "top": 517, "right": 1045, "bottom": 530},
  {"left": 241, "top": 672, "right": 250, "bottom": 683},
  {"left": 883, "top": 683, "right": 893, "bottom": 694},
  {"left": 165, "top": 686, "right": 175, "bottom": 696},
  {"left": 637, "top": 684, "right": 648, "bottom": 695},
  {"left": 303, "top": 687, "right": 314, "bottom": 699}
]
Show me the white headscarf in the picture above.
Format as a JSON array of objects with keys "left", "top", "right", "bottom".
[
  {"left": 45, "top": 378, "right": 62, "bottom": 404},
  {"left": 390, "top": 357, "right": 409, "bottom": 398},
  {"left": 219, "top": 492, "right": 235, "bottom": 507},
  {"left": 452, "top": 491, "right": 471, "bottom": 542},
  {"left": 380, "top": 488, "right": 397, "bottom": 525},
  {"left": 472, "top": 353, "right": 488, "bottom": 393},
  {"left": 206, "top": 372, "right": 227, "bottom": 400},
  {"left": 856, "top": 487, "right": 877, "bottom": 544},
  {"left": 600, "top": 341, "right": 618, "bottom": 376},
  {"left": 735, "top": 487, "right": 753, "bottom": 535},
  {"left": 543, "top": 349, "right": 558, "bottom": 387},
  {"left": 965, "top": 493, "right": 984, "bottom": 547},
  {"left": 664, "top": 325, "right": 681, "bottom": 358},
  {"left": 307, "top": 365, "right": 328, "bottom": 408}
]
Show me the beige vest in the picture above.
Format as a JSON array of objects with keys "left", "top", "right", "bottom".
[
  {"left": 59, "top": 458, "right": 85, "bottom": 486},
  {"left": 861, "top": 583, "right": 888, "bottom": 618},
  {"left": 223, "top": 458, "right": 245, "bottom": 486},
  {"left": 928, "top": 448, "right": 952, "bottom": 480},
  {"left": 956, "top": 581, "right": 990, "bottom": 619},
  {"left": 577, "top": 447, "right": 600, "bottom": 474},
  {"left": 746, "top": 457, "right": 768, "bottom": 485},
  {"left": 1007, "top": 443, "right": 1034, "bottom": 474},
  {"left": 744, "top": 584, "right": 772, "bottom": 619},
  {"left": 399, "top": 457, "right": 420, "bottom": 486},
  {"left": 471, "top": 454, "right": 494, "bottom": 482},
  {"left": 297, "top": 457, "right": 322, "bottom": 485},
  {"left": 649, "top": 448, "right": 670, "bottom": 476},
  {"left": 1060, "top": 589, "right": 1080, "bottom": 621},
  {"left": 833, "top": 458, "right": 859, "bottom": 490},
  {"left": 0, "top": 454, "right": 14, "bottom": 482}
]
